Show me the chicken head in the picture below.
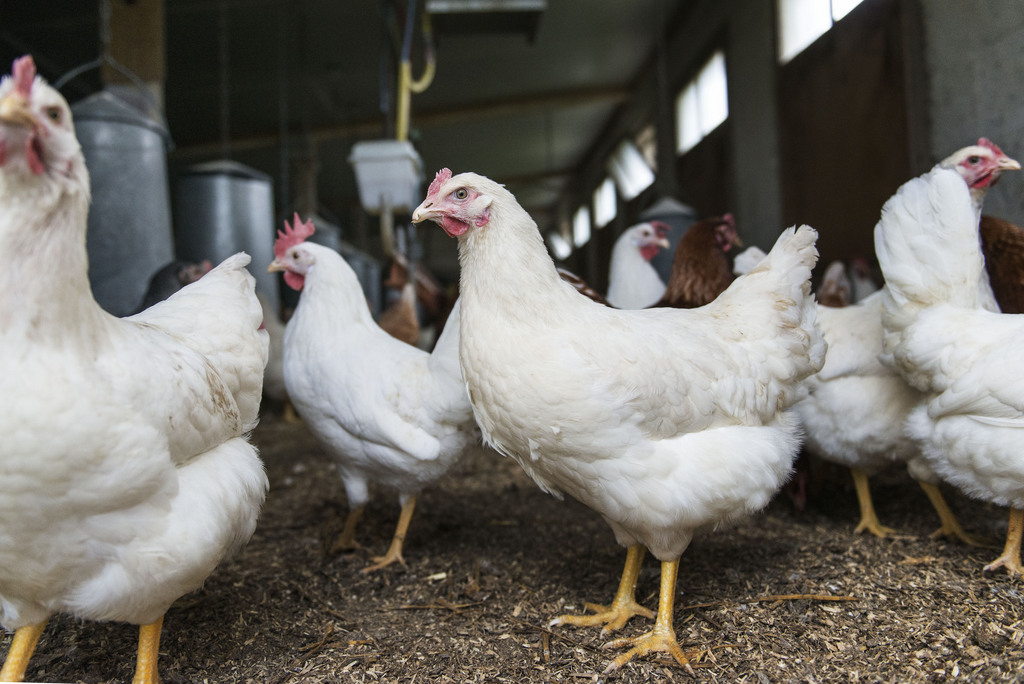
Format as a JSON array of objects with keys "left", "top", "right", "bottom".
[
  {"left": 629, "top": 221, "right": 671, "bottom": 261},
  {"left": 940, "top": 138, "right": 1020, "bottom": 202},
  {"left": 0, "top": 55, "right": 86, "bottom": 186},
  {"left": 268, "top": 213, "right": 317, "bottom": 291},
  {"left": 413, "top": 168, "right": 494, "bottom": 237}
]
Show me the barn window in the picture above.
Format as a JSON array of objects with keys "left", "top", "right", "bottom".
[
  {"left": 593, "top": 177, "right": 617, "bottom": 229},
  {"left": 607, "top": 139, "right": 655, "bottom": 201},
  {"left": 573, "top": 205, "right": 592, "bottom": 247},
  {"left": 777, "top": 0, "right": 866, "bottom": 63},
  {"left": 546, "top": 230, "right": 572, "bottom": 260},
  {"left": 675, "top": 50, "right": 728, "bottom": 154}
]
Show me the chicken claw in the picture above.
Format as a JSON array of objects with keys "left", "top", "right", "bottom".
[
  {"left": 850, "top": 468, "right": 897, "bottom": 537},
  {"left": 919, "top": 482, "right": 996, "bottom": 547},
  {"left": 361, "top": 496, "right": 417, "bottom": 573},
  {"left": 601, "top": 558, "right": 694, "bottom": 673},
  {"left": 603, "top": 623, "right": 695, "bottom": 674},
  {"left": 984, "top": 508, "right": 1024, "bottom": 578},
  {"left": 132, "top": 617, "right": 163, "bottom": 684},
  {"left": 0, "top": 621, "right": 47, "bottom": 682},
  {"left": 551, "top": 545, "right": 653, "bottom": 635},
  {"left": 330, "top": 505, "right": 366, "bottom": 554}
]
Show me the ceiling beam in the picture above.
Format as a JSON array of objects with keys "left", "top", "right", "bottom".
[{"left": 171, "top": 85, "right": 630, "bottom": 157}]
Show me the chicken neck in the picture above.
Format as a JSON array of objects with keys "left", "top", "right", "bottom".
[
  {"left": 0, "top": 178, "right": 110, "bottom": 347},
  {"left": 289, "top": 247, "right": 378, "bottom": 330},
  {"left": 455, "top": 197, "right": 579, "bottom": 326}
]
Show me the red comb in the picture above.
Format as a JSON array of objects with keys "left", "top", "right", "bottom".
[
  {"left": 12, "top": 55, "right": 35, "bottom": 97},
  {"left": 977, "top": 138, "right": 1008, "bottom": 157},
  {"left": 274, "top": 213, "right": 316, "bottom": 259},
  {"left": 650, "top": 220, "right": 670, "bottom": 238},
  {"left": 427, "top": 168, "right": 452, "bottom": 198},
  {"left": 721, "top": 213, "right": 735, "bottom": 228}
]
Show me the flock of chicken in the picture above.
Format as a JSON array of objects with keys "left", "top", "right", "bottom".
[{"left": 1, "top": 52, "right": 1023, "bottom": 681}]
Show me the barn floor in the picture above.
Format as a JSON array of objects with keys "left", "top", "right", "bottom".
[{"left": 10, "top": 413, "right": 1024, "bottom": 683}]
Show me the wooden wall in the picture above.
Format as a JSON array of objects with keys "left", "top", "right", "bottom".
[{"left": 777, "top": 0, "right": 916, "bottom": 275}]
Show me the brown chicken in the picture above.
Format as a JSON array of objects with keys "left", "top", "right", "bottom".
[
  {"left": 815, "top": 260, "right": 853, "bottom": 308},
  {"left": 557, "top": 214, "right": 742, "bottom": 310},
  {"left": 377, "top": 282, "right": 421, "bottom": 346},
  {"left": 980, "top": 215, "right": 1024, "bottom": 314},
  {"left": 557, "top": 267, "right": 611, "bottom": 306},
  {"left": 655, "top": 214, "right": 742, "bottom": 308},
  {"left": 384, "top": 254, "right": 453, "bottom": 340}
]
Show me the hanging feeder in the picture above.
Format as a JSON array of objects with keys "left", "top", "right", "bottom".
[
  {"left": 350, "top": 1, "right": 434, "bottom": 255},
  {"left": 348, "top": 139, "right": 424, "bottom": 216}
]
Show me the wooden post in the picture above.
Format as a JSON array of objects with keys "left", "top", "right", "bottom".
[{"left": 101, "top": 0, "right": 165, "bottom": 113}]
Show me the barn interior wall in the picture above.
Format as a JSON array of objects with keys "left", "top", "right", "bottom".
[
  {"left": 920, "top": 0, "right": 1024, "bottom": 227},
  {"left": 570, "top": 0, "right": 1024, "bottom": 289}
]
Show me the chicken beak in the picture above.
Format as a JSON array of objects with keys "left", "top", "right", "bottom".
[
  {"left": 656, "top": 237, "right": 670, "bottom": 249},
  {"left": 411, "top": 203, "right": 435, "bottom": 225},
  {"left": 0, "top": 92, "right": 35, "bottom": 128},
  {"left": 267, "top": 260, "right": 286, "bottom": 273},
  {"left": 998, "top": 156, "right": 1022, "bottom": 173}
]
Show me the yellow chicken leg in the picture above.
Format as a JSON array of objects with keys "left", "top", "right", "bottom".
[
  {"left": 603, "top": 558, "right": 694, "bottom": 673},
  {"left": 330, "top": 505, "right": 365, "bottom": 553},
  {"left": 850, "top": 467, "right": 896, "bottom": 537},
  {"left": 984, "top": 508, "right": 1024, "bottom": 577},
  {"left": 919, "top": 482, "right": 993, "bottom": 547},
  {"left": 0, "top": 621, "right": 47, "bottom": 682},
  {"left": 132, "top": 616, "right": 163, "bottom": 684},
  {"left": 363, "top": 495, "right": 417, "bottom": 573},
  {"left": 551, "top": 544, "right": 654, "bottom": 635}
]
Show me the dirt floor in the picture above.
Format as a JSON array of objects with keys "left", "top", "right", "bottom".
[{"left": 11, "top": 412, "right": 1024, "bottom": 683}]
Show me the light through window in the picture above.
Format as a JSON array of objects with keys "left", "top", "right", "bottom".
[
  {"left": 573, "top": 205, "right": 591, "bottom": 247},
  {"left": 607, "top": 139, "right": 655, "bottom": 200},
  {"left": 593, "top": 177, "right": 617, "bottom": 229},
  {"left": 675, "top": 50, "right": 728, "bottom": 154},
  {"left": 777, "top": 0, "right": 866, "bottom": 63}
]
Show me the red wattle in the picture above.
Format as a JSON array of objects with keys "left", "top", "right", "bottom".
[
  {"left": 284, "top": 271, "right": 306, "bottom": 291},
  {"left": 25, "top": 135, "right": 43, "bottom": 175},
  {"left": 441, "top": 216, "right": 469, "bottom": 237}
]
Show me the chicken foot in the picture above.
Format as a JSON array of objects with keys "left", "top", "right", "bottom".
[
  {"left": 0, "top": 620, "right": 47, "bottom": 682},
  {"left": 132, "top": 616, "right": 163, "bottom": 684},
  {"left": 330, "top": 505, "right": 365, "bottom": 553},
  {"left": 550, "top": 544, "right": 654, "bottom": 635},
  {"left": 984, "top": 507, "right": 1024, "bottom": 577},
  {"left": 363, "top": 495, "right": 417, "bottom": 573},
  {"left": 603, "top": 558, "right": 695, "bottom": 673},
  {"left": 919, "top": 482, "right": 994, "bottom": 547},
  {"left": 850, "top": 467, "right": 896, "bottom": 537}
]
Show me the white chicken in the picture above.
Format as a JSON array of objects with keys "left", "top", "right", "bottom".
[
  {"left": 875, "top": 151, "right": 1024, "bottom": 576},
  {"left": 849, "top": 257, "right": 879, "bottom": 303},
  {"left": 604, "top": 220, "right": 670, "bottom": 309},
  {"left": 795, "top": 142, "right": 1020, "bottom": 541},
  {"left": 412, "top": 168, "right": 825, "bottom": 671},
  {"left": 0, "top": 56, "right": 268, "bottom": 683},
  {"left": 268, "top": 215, "right": 478, "bottom": 572}
]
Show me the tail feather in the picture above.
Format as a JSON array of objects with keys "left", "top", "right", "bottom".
[
  {"left": 427, "top": 297, "right": 463, "bottom": 383},
  {"left": 719, "top": 225, "right": 826, "bottom": 405},
  {"left": 130, "top": 253, "right": 270, "bottom": 430}
]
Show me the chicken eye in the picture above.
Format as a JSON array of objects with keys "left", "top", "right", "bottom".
[
  {"left": 968, "top": 156, "right": 980, "bottom": 164},
  {"left": 454, "top": 188, "right": 468, "bottom": 200},
  {"left": 44, "top": 106, "right": 62, "bottom": 123}
]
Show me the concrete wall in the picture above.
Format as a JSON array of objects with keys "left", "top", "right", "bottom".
[
  {"left": 570, "top": 0, "right": 1024, "bottom": 281},
  {"left": 920, "top": 0, "right": 1024, "bottom": 225}
]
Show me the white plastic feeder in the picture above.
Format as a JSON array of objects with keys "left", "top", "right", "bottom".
[{"left": 348, "top": 139, "right": 424, "bottom": 215}]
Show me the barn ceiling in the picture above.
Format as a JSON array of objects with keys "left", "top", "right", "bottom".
[{"left": 0, "top": 1, "right": 687, "bottom": 282}]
